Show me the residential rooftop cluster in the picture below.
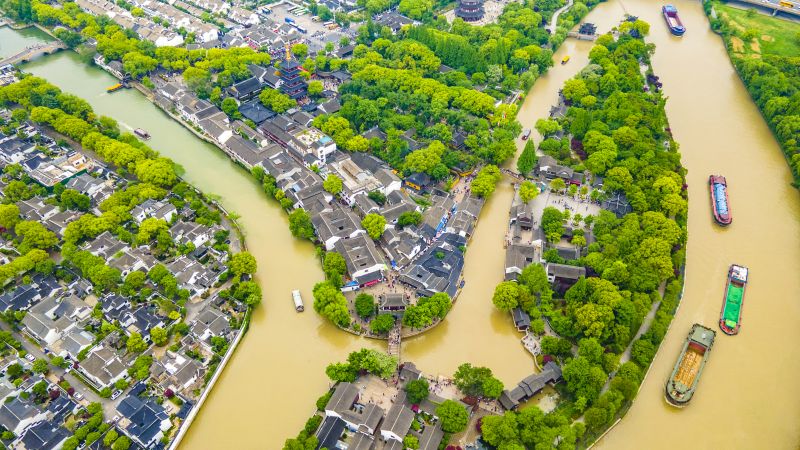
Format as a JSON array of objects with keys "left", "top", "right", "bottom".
[
  {"left": 146, "top": 64, "right": 485, "bottom": 306},
  {"left": 0, "top": 110, "right": 246, "bottom": 448},
  {"left": 317, "top": 363, "right": 459, "bottom": 450}
]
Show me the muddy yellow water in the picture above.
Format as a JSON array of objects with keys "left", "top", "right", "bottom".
[{"left": 4, "top": 1, "right": 800, "bottom": 445}]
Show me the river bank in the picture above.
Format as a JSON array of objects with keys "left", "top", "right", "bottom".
[{"left": 4, "top": 0, "right": 800, "bottom": 445}]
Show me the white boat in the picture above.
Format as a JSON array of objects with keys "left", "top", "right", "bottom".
[{"left": 292, "top": 290, "right": 304, "bottom": 312}]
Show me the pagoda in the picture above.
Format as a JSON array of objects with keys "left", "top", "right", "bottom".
[
  {"left": 454, "top": 0, "right": 484, "bottom": 22},
  {"left": 279, "top": 45, "right": 307, "bottom": 100}
]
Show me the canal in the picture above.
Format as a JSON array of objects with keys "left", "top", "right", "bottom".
[{"left": 2, "top": 2, "right": 799, "bottom": 445}]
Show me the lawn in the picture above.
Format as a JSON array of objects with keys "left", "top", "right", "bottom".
[{"left": 715, "top": 2, "right": 800, "bottom": 57}]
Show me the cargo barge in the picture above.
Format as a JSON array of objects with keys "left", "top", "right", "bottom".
[
  {"left": 709, "top": 175, "right": 732, "bottom": 226},
  {"left": 719, "top": 264, "right": 748, "bottom": 335},
  {"left": 662, "top": 4, "right": 686, "bottom": 36},
  {"left": 665, "top": 324, "right": 715, "bottom": 407}
]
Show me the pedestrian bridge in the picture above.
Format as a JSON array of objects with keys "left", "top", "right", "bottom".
[{"left": 0, "top": 42, "right": 67, "bottom": 67}]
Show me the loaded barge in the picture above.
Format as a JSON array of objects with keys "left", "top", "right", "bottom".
[
  {"left": 709, "top": 175, "right": 732, "bottom": 226},
  {"left": 662, "top": 4, "right": 686, "bottom": 36},
  {"left": 719, "top": 264, "right": 748, "bottom": 335},
  {"left": 665, "top": 324, "right": 715, "bottom": 407}
]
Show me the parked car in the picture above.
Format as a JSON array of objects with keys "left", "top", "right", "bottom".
[
  {"left": 110, "top": 390, "right": 122, "bottom": 400},
  {"left": 74, "top": 392, "right": 83, "bottom": 400},
  {"left": 24, "top": 354, "right": 35, "bottom": 362}
]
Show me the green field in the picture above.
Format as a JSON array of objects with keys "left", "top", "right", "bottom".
[{"left": 715, "top": 2, "right": 800, "bottom": 57}]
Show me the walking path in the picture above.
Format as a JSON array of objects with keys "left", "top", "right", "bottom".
[
  {"left": 387, "top": 322, "right": 401, "bottom": 362},
  {"left": 547, "top": 0, "right": 575, "bottom": 32}
]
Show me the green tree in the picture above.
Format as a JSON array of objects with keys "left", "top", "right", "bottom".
[
  {"left": 355, "top": 293, "right": 375, "bottom": 318},
  {"left": 150, "top": 327, "right": 168, "bottom": 346},
  {"left": 103, "top": 429, "right": 119, "bottom": 448},
  {"left": 323, "top": 174, "right": 343, "bottom": 195},
  {"left": 471, "top": 165, "right": 502, "bottom": 198},
  {"left": 229, "top": 252, "right": 257, "bottom": 277},
  {"left": 221, "top": 97, "right": 240, "bottom": 118},
  {"left": 361, "top": 213, "right": 386, "bottom": 240},
  {"left": 404, "top": 378, "right": 430, "bottom": 404},
  {"left": 550, "top": 178, "right": 566, "bottom": 192},
  {"left": 492, "top": 281, "right": 519, "bottom": 311},
  {"left": 403, "top": 435, "right": 420, "bottom": 450},
  {"left": 31, "top": 359, "right": 48, "bottom": 374},
  {"left": 15, "top": 221, "right": 58, "bottom": 254},
  {"left": 0, "top": 204, "right": 20, "bottom": 230},
  {"left": 307, "top": 80, "right": 323, "bottom": 98},
  {"left": 60, "top": 189, "right": 91, "bottom": 211},
  {"left": 126, "top": 331, "right": 147, "bottom": 354},
  {"left": 436, "top": 400, "right": 469, "bottom": 433},
  {"left": 369, "top": 314, "right": 395, "bottom": 333},
  {"left": 323, "top": 251, "right": 347, "bottom": 285},
  {"left": 519, "top": 181, "right": 539, "bottom": 203},
  {"left": 288, "top": 209, "right": 315, "bottom": 240},
  {"left": 397, "top": 210, "right": 422, "bottom": 228},
  {"left": 112, "top": 435, "right": 131, "bottom": 450}
]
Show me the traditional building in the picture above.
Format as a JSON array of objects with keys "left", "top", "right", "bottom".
[
  {"left": 454, "top": 0, "right": 484, "bottom": 22},
  {"left": 279, "top": 47, "right": 307, "bottom": 100}
]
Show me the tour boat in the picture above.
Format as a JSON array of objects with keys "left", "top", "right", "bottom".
[
  {"left": 709, "top": 175, "right": 732, "bottom": 226},
  {"left": 106, "top": 83, "right": 123, "bottom": 93},
  {"left": 134, "top": 128, "right": 151, "bottom": 140},
  {"left": 662, "top": 5, "right": 686, "bottom": 36},
  {"left": 561, "top": 55, "right": 570, "bottom": 65},
  {"left": 665, "top": 324, "right": 715, "bottom": 407},
  {"left": 521, "top": 129, "right": 531, "bottom": 140},
  {"left": 292, "top": 290, "right": 304, "bottom": 312},
  {"left": 719, "top": 264, "right": 748, "bottom": 335}
]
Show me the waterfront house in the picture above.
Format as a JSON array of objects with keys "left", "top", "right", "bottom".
[
  {"left": 504, "top": 243, "right": 539, "bottom": 281},
  {"left": 315, "top": 416, "right": 346, "bottom": 450},
  {"left": 512, "top": 307, "right": 531, "bottom": 331},
  {"left": 116, "top": 394, "right": 172, "bottom": 448},
  {"left": 189, "top": 306, "right": 232, "bottom": 352},
  {"left": 152, "top": 351, "right": 204, "bottom": 395},
  {"left": 499, "top": 361, "right": 562, "bottom": 410}
]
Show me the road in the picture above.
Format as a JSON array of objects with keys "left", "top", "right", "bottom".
[{"left": 548, "top": 0, "right": 575, "bottom": 32}]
